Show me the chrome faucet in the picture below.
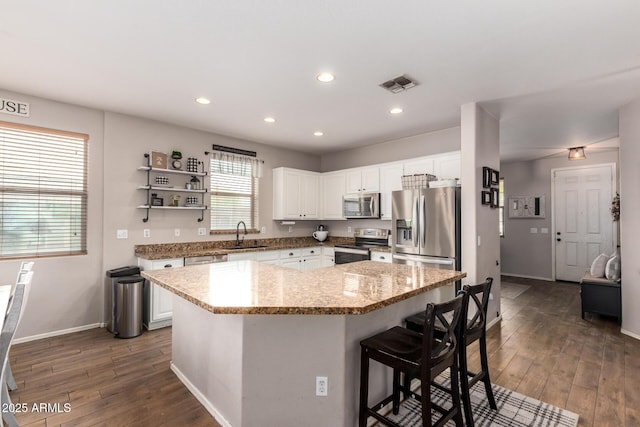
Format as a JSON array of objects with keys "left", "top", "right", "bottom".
[{"left": 236, "top": 220, "right": 247, "bottom": 246}]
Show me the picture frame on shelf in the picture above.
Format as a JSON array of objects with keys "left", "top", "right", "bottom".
[
  {"left": 482, "top": 167, "right": 492, "bottom": 188},
  {"left": 490, "top": 169, "right": 500, "bottom": 186},
  {"left": 481, "top": 190, "right": 491, "bottom": 205},
  {"left": 150, "top": 151, "right": 167, "bottom": 169},
  {"left": 490, "top": 187, "right": 499, "bottom": 208}
]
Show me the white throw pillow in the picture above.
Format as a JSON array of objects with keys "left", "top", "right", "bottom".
[
  {"left": 590, "top": 253, "right": 609, "bottom": 278},
  {"left": 605, "top": 255, "right": 621, "bottom": 281}
]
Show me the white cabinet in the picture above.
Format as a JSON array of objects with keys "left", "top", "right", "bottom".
[
  {"left": 256, "top": 250, "right": 280, "bottom": 265},
  {"left": 138, "top": 257, "right": 184, "bottom": 330},
  {"left": 280, "top": 248, "right": 303, "bottom": 270},
  {"left": 301, "top": 247, "right": 322, "bottom": 271},
  {"left": 346, "top": 167, "right": 379, "bottom": 193},
  {"left": 273, "top": 167, "right": 320, "bottom": 220},
  {"left": 403, "top": 158, "right": 435, "bottom": 176},
  {"left": 321, "top": 247, "right": 335, "bottom": 267},
  {"left": 433, "top": 152, "right": 461, "bottom": 180},
  {"left": 370, "top": 251, "right": 392, "bottom": 263},
  {"left": 321, "top": 172, "right": 346, "bottom": 220},
  {"left": 379, "top": 163, "right": 404, "bottom": 220}
]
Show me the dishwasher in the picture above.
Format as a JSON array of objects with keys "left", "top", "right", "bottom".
[{"left": 184, "top": 254, "right": 228, "bottom": 265}]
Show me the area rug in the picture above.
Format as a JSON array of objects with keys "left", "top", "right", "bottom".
[
  {"left": 383, "top": 372, "right": 579, "bottom": 427},
  {"left": 501, "top": 282, "right": 531, "bottom": 300}
]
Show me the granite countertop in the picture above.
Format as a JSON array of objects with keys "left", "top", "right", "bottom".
[
  {"left": 135, "top": 236, "right": 390, "bottom": 259},
  {"left": 141, "top": 261, "right": 465, "bottom": 315}
]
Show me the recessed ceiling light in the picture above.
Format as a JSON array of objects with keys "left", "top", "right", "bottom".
[
  {"left": 390, "top": 107, "right": 403, "bottom": 114},
  {"left": 195, "top": 97, "right": 211, "bottom": 105},
  {"left": 316, "top": 72, "right": 335, "bottom": 83},
  {"left": 313, "top": 131, "right": 324, "bottom": 137},
  {"left": 264, "top": 117, "right": 276, "bottom": 123}
]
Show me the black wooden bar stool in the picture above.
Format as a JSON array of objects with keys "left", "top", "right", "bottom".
[
  {"left": 358, "top": 292, "right": 466, "bottom": 427},
  {"left": 405, "top": 278, "right": 496, "bottom": 427}
]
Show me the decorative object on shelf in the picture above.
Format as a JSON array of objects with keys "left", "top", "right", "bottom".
[
  {"left": 401, "top": 173, "right": 436, "bottom": 189},
  {"left": 151, "top": 193, "right": 163, "bottom": 206},
  {"left": 186, "top": 196, "right": 198, "bottom": 206},
  {"left": 611, "top": 192, "right": 620, "bottom": 221},
  {"left": 171, "top": 151, "right": 183, "bottom": 170},
  {"left": 185, "top": 182, "right": 193, "bottom": 190},
  {"left": 155, "top": 176, "right": 169, "bottom": 186},
  {"left": 187, "top": 157, "right": 199, "bottom": 173},
  {"left": 170, "top": 194, "right": 181, "bottom": 207},
  {"left": 151, "top": 151, "right": 167, "bottom": 169},
  {"left": 190, "top": 175, "right": 201, "bottom": 190},
  {"left": 481, "top": 191, "right": 491, "bottom": 205}
]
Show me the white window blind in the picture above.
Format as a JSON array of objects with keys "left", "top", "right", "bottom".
[
  {"left": 210, "top": 157, "right": 259, "bottom": 232},
  {"left": 0, "top": 121, "right": 88, "bottom": 258}
]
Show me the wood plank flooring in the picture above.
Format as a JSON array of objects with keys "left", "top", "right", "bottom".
[{"left": 9, "top": 276, "right": 636, "bottom": 426}]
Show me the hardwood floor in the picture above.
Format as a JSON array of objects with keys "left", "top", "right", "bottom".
[{"left": 9, "top": 276, "right": 635, "bottom": 426}]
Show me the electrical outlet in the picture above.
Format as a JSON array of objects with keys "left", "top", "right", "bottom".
[
  {"left": 347, "top": 226, "right": 352, "bottom": 233},
  {"left": 116, "top": 229, "right": 128, "bottom": 239},
  {"left": 198, "top": 228, "right": 206, "bottom": 236},
  {"left": 316, "top": 376, "right": 328, "bottom": 396},
  {"left": 261, "top": 226, "right": 266, "bottom": 234},
  {"left": 174, "top": 228, "right": 180, "bottom": 237},
  {"left": 143, "top": 229, "right": 151, "bottom": 238},
  {"left": 288, "top": 226, "right": 293, "bottom": 233}
]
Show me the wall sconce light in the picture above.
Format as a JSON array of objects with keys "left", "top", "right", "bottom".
[{"left": 568, "top": 146, "right": 586, "bottom": 160}]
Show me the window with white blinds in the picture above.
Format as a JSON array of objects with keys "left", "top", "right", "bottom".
[
  {"left": 210, "top": 158, "right": 259, "bottom": 232},
  {"left": 0, "top": 121, "right": 88, "bottom": 259}
]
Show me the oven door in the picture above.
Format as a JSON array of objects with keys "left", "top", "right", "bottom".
[{"left": 334, "top": 248, "right": 369, "bottom": 264}]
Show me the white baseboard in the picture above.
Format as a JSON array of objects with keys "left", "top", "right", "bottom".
[
  {"left": 170, "top": 362, "right": 231, "bottom": 427},
  {"left": 14, "top": 323, "right": 104, "bottom": 344},
  {"left": 487, "top": 315, "right": 502, "bottom": 331},
  {"left": 621, "top": 328, "right": 640, "bottom": 341},
  {"left": 501, "top": 273, "right": 554, "bottom": 282}
]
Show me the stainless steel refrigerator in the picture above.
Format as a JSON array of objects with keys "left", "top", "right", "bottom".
[{"left": 391, "top": 187, "right": 461, "bottom": 277}]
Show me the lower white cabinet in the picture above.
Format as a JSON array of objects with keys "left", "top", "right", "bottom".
[
  {"left": 228, "top": 252, "right": 257, "bottom": 261},
  {"left": 138, "top": 257, "right": 184, "bottom": 330},
  {"left": 321, "top": 247, "right": 335, "bottom": 267},
  {"left": 370, "top": 251, "right": 392, "bottom": 263}
]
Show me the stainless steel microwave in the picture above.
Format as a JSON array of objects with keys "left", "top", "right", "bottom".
[{"left": 343, "top": 193, "right": 380, "bottom": 219}]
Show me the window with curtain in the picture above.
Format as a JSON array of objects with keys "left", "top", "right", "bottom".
[
  {"left": 210, "top": 153, "right": 261, "bottom": 232},
  {"left": 0, "top": 121, "right": 88, "bottom": 259},
  {"left": 499, "top": 177, "right": 505, "bottom": 237}
]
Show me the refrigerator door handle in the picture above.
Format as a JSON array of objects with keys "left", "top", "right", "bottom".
[
  {"left": 419, "top": 194, "right": 426, "bottom": 249},
  {"left": 412, "top": 197, "right": 419, "bottom": 247},
  {"left": 392, "top": 254, "right": 455, "bottom": 265}
]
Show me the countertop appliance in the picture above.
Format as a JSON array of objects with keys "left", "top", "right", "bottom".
[
  {"left": 334, "top": 228, "right": 390, "bottom": 264},
  {"left": 391, "top": 187, "right": 461, "bottom": 286},
  {"left": 343, "top": 193, "right": 381, "bottom": 219}
]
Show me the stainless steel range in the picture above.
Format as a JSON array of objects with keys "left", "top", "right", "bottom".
[{"left": 334, "top": 228, "right": 390, "bottom": 264}]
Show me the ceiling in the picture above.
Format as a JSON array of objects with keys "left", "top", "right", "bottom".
[{"left": 1, "top": 1, "right": 639, "bottom": 162}]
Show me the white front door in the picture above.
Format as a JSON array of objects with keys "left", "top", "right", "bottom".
[{"left": 553, "top": 164, "right": 615, "bottom": 282}]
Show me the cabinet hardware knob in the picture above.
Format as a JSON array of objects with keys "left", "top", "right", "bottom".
[
  {"left": 556, "top": 238, "right": 561, "bottom": 242},
  {"left": 289, "top": 252, "right": 294, "bottom": 256},
  {"left": 164, "top": 264, "right": 172, "bottom": 268}
]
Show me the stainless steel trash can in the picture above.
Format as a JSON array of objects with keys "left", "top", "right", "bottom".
[{"left": 105, "top": 266, "right": 143, "bottom": 338}]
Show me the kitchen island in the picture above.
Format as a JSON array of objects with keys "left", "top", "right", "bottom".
[{"left": 142, "top": 260, "right": 465, "bottom": 427}]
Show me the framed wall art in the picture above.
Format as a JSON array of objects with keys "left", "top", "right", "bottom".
[
  {"left": 482, "top": 167, "right": 492, "bottom": 188},
  {"left": 481, "top": 190, "right": 491, "bottom": 205}
]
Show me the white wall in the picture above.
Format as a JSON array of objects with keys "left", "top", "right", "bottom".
[
  {"left": 0, "top": 89, "right": 105, "bottom": 339},
  {"left": 500, "top": 150, "right": 619, "bottom": 280},
  {"left": 619, "top": 98, "right": 640, "bottom": 338},
  {"left": 460, "top": 103, "right": 501, "bottom": 322}
]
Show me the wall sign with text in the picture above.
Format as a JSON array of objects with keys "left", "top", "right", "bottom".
[{"left": 0, "top": 97, "right": 30, "bottom": 117}]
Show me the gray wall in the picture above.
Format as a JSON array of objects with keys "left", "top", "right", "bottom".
[
  {"left": 619, "top": 98, "right": 640, "bottom": 338},
  {"left": 320, "top": 126, "right": 460, "bottom": 172},
  {"left": 500, "top": 150, "right": 619, "bottom": 280}
]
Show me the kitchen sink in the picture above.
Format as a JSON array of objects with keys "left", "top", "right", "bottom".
[{"left": 226, "top": 245, "right": 269, "bottom": 250}]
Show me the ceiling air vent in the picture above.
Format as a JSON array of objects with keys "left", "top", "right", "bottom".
[{"left": 379, "top": 74, "right": 418, "bottom": 93}]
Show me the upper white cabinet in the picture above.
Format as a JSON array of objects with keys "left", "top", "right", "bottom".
[
  {"left": 273, "top": 167, "right": 320, "bottom": 220},
  {"left": 379, "top": 163, "right": 404, "bottom": 220},
  {"left": 321, "top": 172, "right": 346, "bottom": 220},
  {"left": 346, "top": 167, "right": 379, "bottom": 193},
  {"left": 403, "top": 158, "right": 435, "bottom": 176},
  {"left": 433, "top": 152, "right": 461, "bottom": 180}
]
